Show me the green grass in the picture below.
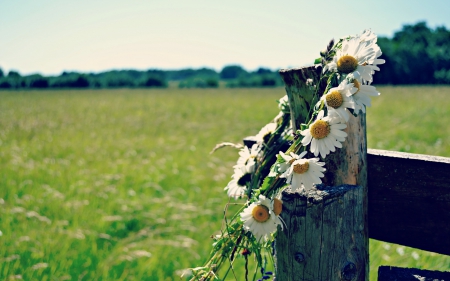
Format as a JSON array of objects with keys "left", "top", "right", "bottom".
[{"left": 0, "top": 86, "right": 449, "bottom": 281}]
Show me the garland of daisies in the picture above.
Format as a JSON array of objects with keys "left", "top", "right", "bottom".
[{"left": 189, "top": 30, "right": 384, "bottom": 281}]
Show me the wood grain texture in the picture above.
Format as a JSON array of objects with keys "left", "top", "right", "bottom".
[
  {"left": 367, "top": 149, "right": 450, "bottom": 255},
  {"left": 378, "top": 266, "right": 450, "bottom": 280},
  {"left": 276, "top": 66, "right": 369, "bottom": 280},
  {"left": 275, "top": 185, "right": 367, "bottom": 281},
  {"left": 279, "top": 66, "right": 324, "bottom": 131}
]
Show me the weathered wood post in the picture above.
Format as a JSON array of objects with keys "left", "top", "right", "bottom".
[{"left": 275, "top": 66, "right": 368, "bottom": 281}]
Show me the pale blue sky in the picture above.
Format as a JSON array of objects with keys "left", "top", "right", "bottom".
[{"left": 1, "top": 0, "right": 449, "bottom": 76}]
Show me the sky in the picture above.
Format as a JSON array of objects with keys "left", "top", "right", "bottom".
[{"left": 1, "top": 0, "right": 449, "bottom": 76}]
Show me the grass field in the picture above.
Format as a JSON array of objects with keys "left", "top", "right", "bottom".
[{"left": 1, "top": 86, "right": 449, "bottom": 281}]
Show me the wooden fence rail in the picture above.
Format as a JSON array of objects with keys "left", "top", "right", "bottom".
[{"left": 367, "top": 149, "right": 450, "bottom": 255}]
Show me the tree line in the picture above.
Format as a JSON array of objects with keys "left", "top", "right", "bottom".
[
  {"left": 0, "top": 21, "right": 449, "bottom": 89},
  {"left": 375, "top": 21, "right": 450, "bottom": 84},
  {"left": 0, "top": 65, "right": 284, "bottom": 89}
]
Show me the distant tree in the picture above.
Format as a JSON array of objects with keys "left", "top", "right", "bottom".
[
  {"left": 140, "top": 75, "right": 167, "bottom": 88},
  {"left": 0, "top": 79, "right": 12, "bottom": 88},
  {"left": 51, "top": 74, "right": 90, "bottom": 88},
  {"left": 376, "top": 21, "right": 450, "bottom": 84},
  {"left": 434, "top": 69, "right": 450, "bottom": 84},
  {"left": 29, "top": 76, "right": 49, "bottom": 88},
  {"left": 260, "top": 76, "right": 277, "bottom": 86},
  {"left": 71, "top": 75, "right": 90, "bottom": 88},
  {"left": 8, "top": 70, "right": 21, "bottom": 78},
  {"left": 255, "top": 67, "right": 272, "bottom": 75},
  {"left": 205, "top": 78, "right": 219, "bottom": 88},
  {"left": 105, "top": 75, "right": 135, "bottom": 88},
  {"left": 166, "top": 68, "right": 218, "bottom": 80},
  {"left": 179, "top": 77, "right": 218, "bottom": 88},
  {"left": 220, "top": 65, "right": 247, "bottom": 79},
  {"left": 0, "top": 68, "right": 4, "bottom": 78}
]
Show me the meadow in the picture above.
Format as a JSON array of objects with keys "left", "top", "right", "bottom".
[{"left": 0, "top": 86, "right": 449, "bottom": 281}]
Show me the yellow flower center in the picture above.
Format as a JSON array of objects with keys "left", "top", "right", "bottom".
[
  {"left": 293, "top": 161, "right": 309, "bottom": 174},
  {"left": 325, "top": 91, "right": 343, "bottom": 109},
  {"left": 310, "top": 120, "right": 330, "bottom": 139},
  {"left": 273, "top": 198, "right": 282, "bottom": 216},
  {"left": 337, "top": 55, "right": 358, "bottom": 73},
  {"left": 252, "top": 205, "right": 270, "bottom": 223},
  {"left": 353, "top": 79, "right": 360, "bottom": 94}
]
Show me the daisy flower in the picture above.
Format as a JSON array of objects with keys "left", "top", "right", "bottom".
[
  {"left": 300, "top": 110, "right": 347, "bottom": 158},
  {"left": 352, "top": 79, "right": 380, "bottom": 114},
  {"left": 358, "top": 29, "right": 378, "bottom": 45},
  {"left": 240, "top": 195, "right": 283, "bottom": 241},
  {"left": 279, "top": 152, "right": 326, "bottom": 191},
  {"left": 323, "top": 33, "right": 384, "bottom": 83},
  {"left": 277, "top": 151, "right": 306, "bottom": 174},
  {"left": 255, "top": 122, "right": 277, "bottom": 144},
  {"left": 320, "top": 80, "right": 356, "bottom": 122},
  {"left": 224, "top": 165, "right": 251, "bottom": 199},
  {"left": 234, "top": 144, "right": 260, "bottom": 173}
]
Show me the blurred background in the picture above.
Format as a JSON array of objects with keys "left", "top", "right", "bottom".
[{"left": 1, "top": 1, "right": 450, "bottom": 281}]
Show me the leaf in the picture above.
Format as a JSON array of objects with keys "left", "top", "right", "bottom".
[
  {"left": 314, "top": 58, "right": 322, "bottom": 65},
  {"left": 259, "top": 176, "right": 274, "bottom": 192}
]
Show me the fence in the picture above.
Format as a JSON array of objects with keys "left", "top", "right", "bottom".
[{"left": 271, "top": 66, "right": 450, "bottom": 281}]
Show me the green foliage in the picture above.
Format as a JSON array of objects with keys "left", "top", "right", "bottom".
[
  {"left": 139, "top": 75, "right": 167, "bottom": 88},
  {"left": 0, "top": 87, "right": 449, "bottom": 281},
  {"left": 0, "top": 78, "right": 13, "bottom": 88},
  {"left": 165, "top": 68, "right": 217, "bottom": 81},
  {"left": 49, "top": 73, "right": 90, "bottom": 88},
  {"left": 178, "top": 77, "right": 219, "bottom": 88},
  {"left": 376, "top": 22, "right": 450, "bottom": 84},
  {"left": 220, "top": 65, "right": 247, "bottom": 80},
  {"left": 7, "top": 70, "right": 21, "bottom": 78}
]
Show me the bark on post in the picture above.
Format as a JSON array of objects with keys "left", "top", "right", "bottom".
[{"left": 275, "top": 66, "right": 368, "bottom": 281}]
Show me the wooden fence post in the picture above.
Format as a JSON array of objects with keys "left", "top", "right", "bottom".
[{"left": 275, "top": 66, "right": 369, "bottom": 281}]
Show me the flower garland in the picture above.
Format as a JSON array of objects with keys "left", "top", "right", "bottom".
[{"left": 189, "top": 30, "right": 384, "bottom": 281}]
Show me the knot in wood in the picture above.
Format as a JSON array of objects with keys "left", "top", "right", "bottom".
[
  {"left": 294, "top": 252, "right": 304, "bottom": 263},
  {"left": 341, "top": 262, "right": 356, "bottom": 281}
]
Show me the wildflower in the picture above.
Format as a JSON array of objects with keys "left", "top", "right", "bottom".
[
  {"left": 235, "top": 144, "right": 260, "bottom": 173},
  {"left": 323, "top": 32, "right": 385, "bottom": 83},
  {"left": 279, "top": 151, "right": 325, "bottom": 191},
  {"left": 240, "top": 195, "right": 282, "bottom": 241},
  {"left": 225, "top": 166, "right": 251, "bottom": 199},
  {"left": 255, "top": 123, "right": 277, "bottom": 144},
  {"left": 351, "top": 79, "right": 380, "bottom": 113},
  {"left": 320, "top": 80, "right": 356, "bottom": 121},
  {"left": 301, "top": 110, "right": 347, "bottom": 158}
]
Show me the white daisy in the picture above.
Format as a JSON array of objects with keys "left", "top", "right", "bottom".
[
  {"left": 324, "top": 33, "right": 385, "bottom": 83},
  {"left": 277, "top": 151, "right": 307, "bottom": 174},
  {"left": 358, "top": 30, "right": 386, "bottom": 72},
  {"left": 240, "top": 195, "right": 283, "bottom": 241},
  {"left": 224, "top": 165, "right": 251, "bottom": 199},
  {"left": 352, "top": 79, "right": 380, "bottom": 114},
  {"left": 358, "top": 29, "right": 378, "bottom": 45},
  {"left": 255, "top": 122, "right": 277, "bottom": 144},
  {"left": 234, "top": 144, "right": 260, "bottom": 173},
  {"left": 320, "top": 80, "right": 356, "bottom": 122},
  {"left": 279, "top": 152, "right": 326, "bottom": 192},
  {"left": 300, "top": 110, "right": 347, "bottom": 158}
]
